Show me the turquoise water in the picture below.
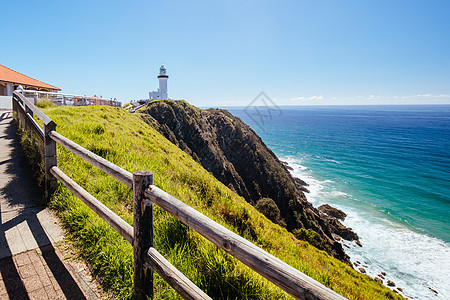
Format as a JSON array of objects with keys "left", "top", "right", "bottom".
[{"left": 226, "top": 105, "right": 450, "bottom": 299}]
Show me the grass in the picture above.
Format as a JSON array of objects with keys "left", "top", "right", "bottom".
[
  {"left": 35, "top": 98, "right": 56, "bottom": 108},
  {"left": 23, "top": 105, "right": 403, "bottom": 299},
  {"left": 13, "top": 111, "right": 45, "bottom": 186}
]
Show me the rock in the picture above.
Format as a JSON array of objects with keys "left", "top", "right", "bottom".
[
  {"left": 297, "top": 186, "right": 310, "bottom": 193},
  {"left": 293, "top": 176, "right": 308, "bottom": 186},
  {"left": 293, "top": 178, "right": 310, "bottom": 193},
  {"left": 393, "top": 290, "right": 398, "bottom": 294},
  {"left": 355, "top": 240, "right": 362, "bottom": 247},
  {"left": 327, "top": 218, "right": 359, "bottom": 241},
  {"left": 374, "top": 277, "right": 383, "bottom": 284},
  {"left": 358, "top": 267, "right": 366, "bottom": 274},
  {"left": 318, "top": 204, "right": 347, "bottom": 221},
  {"left": 387, "top": 280, "right": 395, "bottom": 287},
  {"left": 281, "top": 161, "right": 294, "bottom": 171},
  {"left": 285, "top": 164, "right": 294, "bottom": 171}
]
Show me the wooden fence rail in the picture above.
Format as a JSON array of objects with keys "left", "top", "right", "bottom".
[
  {"left": 48, "top": 130, "right": 133, "bottom": 188},
  {"left": 144, "top": 186, "right": 346, "bottom": 300},
  {"left": 12, "top": 91, "right": 346, "bottom": 300},
  {"left": 49, "top": 166, "right": 134, "bottom": 244}
]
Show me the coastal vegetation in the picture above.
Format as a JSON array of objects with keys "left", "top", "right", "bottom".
[
  {"left": 35, "top": 97, "right": 57, "bottom": 108},
  {"left": 24, "top": 105, "right": 403, "bottom": 299}
]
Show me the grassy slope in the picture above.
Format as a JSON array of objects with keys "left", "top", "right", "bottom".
[{"left": 40, "top": 105, "right": 401, "bottom": 300}]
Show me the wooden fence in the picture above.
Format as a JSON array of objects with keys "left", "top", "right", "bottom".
[{"left": 12, "top": 91, "right": 346, "bottom": 300}]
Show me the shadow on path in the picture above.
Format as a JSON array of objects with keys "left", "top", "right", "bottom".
[{"left": 0, "top": 112, "right": 87, "bottom": 299}]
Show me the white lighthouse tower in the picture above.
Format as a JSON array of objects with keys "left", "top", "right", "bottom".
[{"left": 149, "top": 65, "right": 169, "bottom": 100}]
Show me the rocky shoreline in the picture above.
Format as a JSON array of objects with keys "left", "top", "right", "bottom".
[{"left": 315, "top": 201, "right": 409, "bottom": 297}]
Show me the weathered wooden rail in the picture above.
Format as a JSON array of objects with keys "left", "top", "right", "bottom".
[{"left": 12, "top": 90, "right": 346, "bottom": 300}]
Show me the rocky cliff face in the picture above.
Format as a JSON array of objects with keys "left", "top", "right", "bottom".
[{"left": 141, "top": 100, "right": 357, "bottom": 264}]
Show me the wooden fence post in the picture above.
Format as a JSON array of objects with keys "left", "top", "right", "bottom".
[
  {"left": 44, "top": 121, "right": 57, "bottom": 198},
  {"left": 133, "top": 171, "right": 154, "bottom": 299}
]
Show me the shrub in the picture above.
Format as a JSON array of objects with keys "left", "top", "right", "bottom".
[
  {"left": 293, "top": 228, "right": 331, "bottom": 253},
  {"left": 36, "top": 98, "right": 56, "bottom": 108},
  {"left": 255, "top": 198, "right": 286, "bottom": 227}
]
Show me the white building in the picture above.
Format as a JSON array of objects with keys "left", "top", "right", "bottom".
[{"left": 149, "top": 65, "right": 169, "bottom": 100}]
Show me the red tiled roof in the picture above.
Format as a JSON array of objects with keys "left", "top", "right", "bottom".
[{"left": 0, "top": 64, "right": 60, "bottom": 91}]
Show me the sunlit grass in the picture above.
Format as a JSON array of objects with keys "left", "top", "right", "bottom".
[
  {"left": 36, "top": 105, "right": 402, "bottom": 299},
  {"left": 35, "top": 98, "right": 57, "bottom": 108}
]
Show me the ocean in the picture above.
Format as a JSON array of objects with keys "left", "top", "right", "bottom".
[{"left": 225, "top": 105, "right": 450, "bottom": 299}]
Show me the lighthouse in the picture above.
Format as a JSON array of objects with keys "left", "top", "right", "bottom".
[{"left": 149, "top": 65, "right": 169, "bottom": 100}]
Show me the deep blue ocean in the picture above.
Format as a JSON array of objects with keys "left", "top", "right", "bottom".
[{"left": 225, "top": 105, "right": 450, "bottom": 299}]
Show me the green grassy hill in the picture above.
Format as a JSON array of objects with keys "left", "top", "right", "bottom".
[{"left": 38, "top": 105, "right": 402, "bottom": 299}]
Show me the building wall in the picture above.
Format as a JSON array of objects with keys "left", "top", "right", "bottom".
[
  {"left": 0, "top": 96, "right": 12, "bottom": 109},
  {"left": 6, "top": 83, "right": 13, "bottom": 96},
  {"left": 149, "top": 77, "right": 168, "bottom": 100},
  {"left": 149, "top": 90, "right": 168, "bottom": 100},
  {"left": 0, "top": 82, "right": 14, "bottom": 96},
  {"left": 159, "top": 77, "right": 168, "bottom": 94}
]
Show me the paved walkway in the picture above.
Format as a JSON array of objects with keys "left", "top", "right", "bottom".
[{"left": 0, "top": 111, "right": 100, "bottom": 299}]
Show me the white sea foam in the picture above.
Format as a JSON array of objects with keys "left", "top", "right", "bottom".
[
  {"left": 343, "top": 209, "right": 450, "bottom": 299},
  {"left": 282, "top": 156, "right": 329, "bottom": 204},
  {"left": 281, "top": 156, "right": 450, "bottom": 299}
]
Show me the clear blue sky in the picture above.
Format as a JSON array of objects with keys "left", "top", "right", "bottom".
[{"left": 1, "top": 0, "right": 449, "bottom": 107}]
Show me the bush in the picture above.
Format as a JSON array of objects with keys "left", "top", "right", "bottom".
[
  {"left": 293, "top": 228, "right": 331, "bottom": 253},
  {"left": 15, "top": 124, "right": 45, "bottom": 187},
  {"left": 255, "top": 198, "right": 286, "bottom": 227},
  {"left": 36, "top": 98, "right": 56, "bottom": 108}
]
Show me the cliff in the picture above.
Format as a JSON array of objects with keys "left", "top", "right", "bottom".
[{"left": 140, "top": 100, "right": 357, "bottom": 264}]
